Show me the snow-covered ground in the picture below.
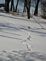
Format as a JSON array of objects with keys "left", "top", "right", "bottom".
[{"left": 0, "top": 12, "right": 46, "bottom": 61}]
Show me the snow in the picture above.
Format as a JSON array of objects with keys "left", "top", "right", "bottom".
[{"left": 0, "top": 13, "right": 46, "bottom": 61}]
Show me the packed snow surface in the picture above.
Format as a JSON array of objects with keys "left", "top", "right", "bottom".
[{"left": 0, "top": 13, "right": 46, "bottom": 61}]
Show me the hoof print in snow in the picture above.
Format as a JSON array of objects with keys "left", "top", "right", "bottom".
[{"left": 28, "top": 26, "right": 31, "bottom": 29}]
